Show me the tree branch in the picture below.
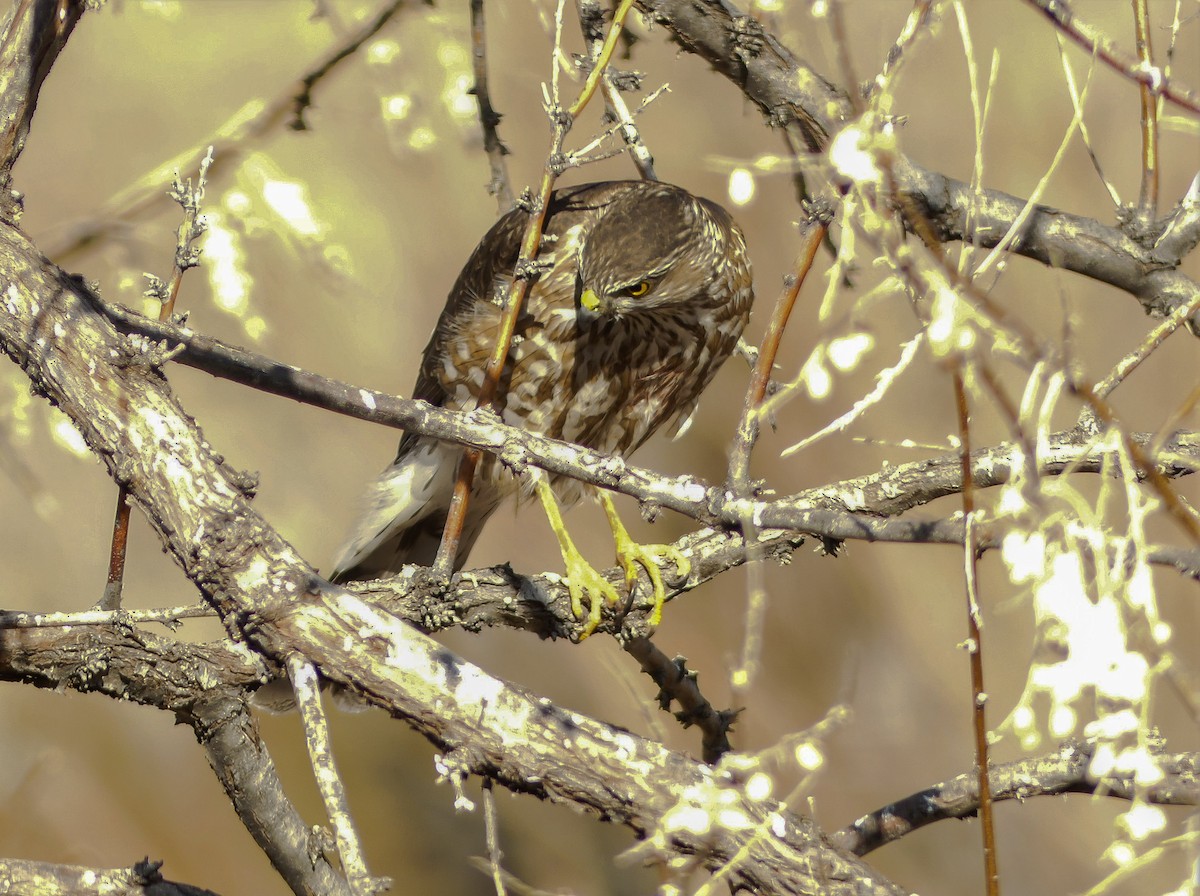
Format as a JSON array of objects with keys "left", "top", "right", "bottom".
[
  {"left": 95, "top": 300, "right": 1200, "bottom": 587},
  {"left": 833, "top": 740, "right": 1200, "bottom": 857},
  {"left": 637, "top": 0, "right": 1200, "bottom": 329},
  {"left": 0, "top": 0, "right": 87, "bottom": 219},
  {"left": 0, "top": 857, "right": 222, "bottom": 896}
]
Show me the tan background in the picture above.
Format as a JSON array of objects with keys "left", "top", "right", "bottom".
[{"left": 1, "top": 1, "right": 1197, "bottom": 894}]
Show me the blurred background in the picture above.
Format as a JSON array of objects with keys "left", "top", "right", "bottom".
[{"left": 1, "top": 1, "right": 1197, "bottom": 893}]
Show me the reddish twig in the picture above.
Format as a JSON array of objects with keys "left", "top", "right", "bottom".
[
  {"left": 727, "top": 214, "right": 828, "bottom": 490},
  {"left": 435, "top": 0, "right": 637, "bottom": 575},
  {"left": 102, "top": 149, "right": 213, "bottom": 609},
  {"left": 952, "top": 371, "right": 1000, "bottom": 896}
]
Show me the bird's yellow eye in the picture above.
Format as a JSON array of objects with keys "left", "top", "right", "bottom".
[{"left": 628, "top": 280, "right": 651, "bottom": 297}]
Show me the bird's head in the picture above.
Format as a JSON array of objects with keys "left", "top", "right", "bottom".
[{"left": 576, "top": 184, "right": 735, "bottom": 320}]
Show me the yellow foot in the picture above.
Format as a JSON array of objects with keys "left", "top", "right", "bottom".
[
  {"left": 536, "top": 480, "right": 691, "bottom": 639},
  {"left": 536, "top": 479, "right": 619, "bottom": 638},
  {"left": 600, "top": 492, "right": 690, "bottom": 629}
]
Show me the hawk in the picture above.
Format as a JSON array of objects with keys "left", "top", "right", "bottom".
[{"left": 332, "top": 180, "right": 754, "bottom": 635}]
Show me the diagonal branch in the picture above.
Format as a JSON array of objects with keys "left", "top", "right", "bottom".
[
  {"left": 833, "top": 739, "right": 1200, "bottom": 857},
  {"left": 0, "top": 0, "right": 87, "bottom": 218},
  {"left": 96, "top": 301, "right": 1200, "bottom": 584}
]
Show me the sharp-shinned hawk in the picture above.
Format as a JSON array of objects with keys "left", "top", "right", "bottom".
[{"left": 332, "top": 180, "right": 754, "bottom": 634}]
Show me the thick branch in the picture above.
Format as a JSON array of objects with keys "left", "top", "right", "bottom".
[
  {"left": 0, "top": 0, "right": 86, "bottom": 216},
  {"left": 0, "top": 858, "right": 220, "bottom": 896},
  {"left": 0, "top": 623, "right": 351, "bottom": 896}
]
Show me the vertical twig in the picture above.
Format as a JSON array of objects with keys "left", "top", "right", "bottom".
[
  {"left": 101, "top": 148, "right": 213, "bottom": 609},
  {"left": 726, "top": 213, "right": 827, "bottom": 707},
  {"left": 435, "top": 0, "right": 637, "bottom": 575},
  {"left": 1132, "top": 0, "right": 1159, "bottom": 220},
  {"left": 470, "top": 0, "right": 515, "bottom": 212},
  {"left": 953, "top": 372, "right": 1000, "bottom": 896},
  {"left": 481, "top": 780, "right": 508, "bottom": 896},
  {"left": 825, "top": 0, "right": 864, "bottom": 115}
]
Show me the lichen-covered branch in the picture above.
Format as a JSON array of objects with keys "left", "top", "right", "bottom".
[{"left": 833, "top": 739, "right": 1200, "bottom": 856}]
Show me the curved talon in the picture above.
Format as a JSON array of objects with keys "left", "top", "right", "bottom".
[
  {"left": 538, "top": 480, "right": 690, "bottom": 638},
  {"left": 537, "top": 478, "right": 620, "bottom": 639},
  {"left": 601, "top": 493, "right": 690, "bottom": 628}
]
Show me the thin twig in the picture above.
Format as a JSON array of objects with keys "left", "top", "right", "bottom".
[
  {"left": 101, "top": 147, "right": 213, "bottom": 610},
  {"left": 481, "top": 780, "right": 508, "bottom": 896},
  {"left": 832, "top": 740, "right": 1200, "bottom": 856},
  {"left": 292, "top": 0, "right": 408, "bottom": 130},
  {"left": 623, "top": 637, "right": 739, "bottom": 763},
  {"left": 728, "top": 216, "right": 828, "bottom": 490},
  {"left": 0, "top": 603, "right": 215, "bottom": 629},
  {"left": 726, "top": 214, "right": 826, "bottom": 707},
  {"left": 1132, "top": 0, "right": 1159, "bottom": 220},
  {"left": 470, "top": 0, "right": 515, "bottom": 212},
  {"left": 577, "top": 0, "right": 658, "bottom": 180},
  {"left": 1023, "top": 0, "right": 1200, "bottom": 113},
  {"left": 1093, "top": 290, "right": 1200, "bottom": 401},
  {"left": 287, "top": 655, "right": 383, "bottom": 896},
  {"left": 953, "top": 372, "right": 1000, "bottom": 896},
  {"left": 825, "top": 0, "right": 863, "bottom": 114}
]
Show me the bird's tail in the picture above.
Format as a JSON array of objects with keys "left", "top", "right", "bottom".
[{"left": 329, "top": 437, "right": 496, "bottom": 583}]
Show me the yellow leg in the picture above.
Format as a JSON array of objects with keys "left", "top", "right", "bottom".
[
  {"left": 536, "top": 478, "right": 619, "bottom": 638},
  {"left": 599, "top": 492, "right": 690, "bottom": 628}
]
